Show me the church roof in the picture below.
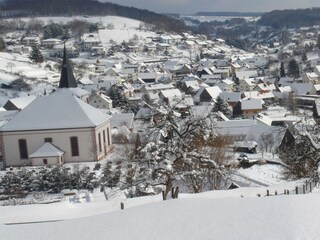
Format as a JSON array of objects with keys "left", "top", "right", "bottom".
[
  {"left": 1, "top": 89, "right": 111, "bottom": 132},
  {"left": 59, "top": 45, "right": 78, "bottom": 88}
]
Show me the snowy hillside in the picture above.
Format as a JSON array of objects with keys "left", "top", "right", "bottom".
[
  {"left": 0, "top": 184, "right": 318, "bottom": 240},
  {"left": 21, "top": 16, "right": 157, "bottom": 44}
]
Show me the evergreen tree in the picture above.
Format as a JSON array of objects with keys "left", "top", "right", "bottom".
[
  {"left": 212, "top": 96, "right": 231, "bottom": 117},
  {"left": 29, "top": 45, "right": 44, "bottom": 63},
  {"left": 301, "top": 51, "right": 307, "bottom": 62},
  {"left": 43, "top": 23, "right": 67, "bottom": 39},
  {"left": 287, "top": 59, "right": 300, "bottom": 79},
  {"left": 0, "top": 37, "right": 6, "bottom": 51},
  {"left": 107, "top": 85, "right": 128, "bottom": 109},
  {"left": 278, "top": 135, "right": 320, "bottom": 181},
  {"left": 280, "top": 62, "right": 286, "bottom": 78}
]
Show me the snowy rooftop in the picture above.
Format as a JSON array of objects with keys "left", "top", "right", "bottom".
[
  {"left": 29, "top": 142, "right": 64, "bottom": 158},
  {"left": 1, "top": 89, "right": 111, "bottom": 131}
]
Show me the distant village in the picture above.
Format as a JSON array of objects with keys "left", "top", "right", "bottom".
[{"left": 0, "top": 15, "right": 320, "bottom": 184}]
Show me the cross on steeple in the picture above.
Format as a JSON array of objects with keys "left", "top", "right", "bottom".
[{"left": 59, "top": 44, "right": 77, "bottom": 88}]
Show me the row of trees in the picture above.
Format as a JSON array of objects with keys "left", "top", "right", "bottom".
[{"left": 0, "top": 165, "right": 99, "bottom": 195}]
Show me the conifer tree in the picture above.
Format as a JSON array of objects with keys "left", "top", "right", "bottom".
[
  {"left": 287, "top": 59, "right": 300, "bottom": 79},
  {"left": 212, "top": 96, "right": 231, "bottom": 117},
  {"left": 29, "top": 45, "right": 44, "bottom": 63},
  {"left": 107, "top": 85, "right": 128, "bottom": 109},
  {"left": 280, "top": 62, "right": 286, "bottom": 78}
]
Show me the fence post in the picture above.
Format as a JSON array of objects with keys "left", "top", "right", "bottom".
[
  {"left": 295, "top": 186, "right": 298, "bottom": 195},
  {"left": 284, "top": 189, "right": 286, "bottom": 195},
  {"left": 174, "top": 187, "right": 179, "bottom": 199},
  {"left": 162, "top": 191, "right": 166, "bottom": 201},
  {"left": 171, "top": 187, "right": 175, "bottom": 199},
  {"left": 266, "top": 190, "right": 269, "bottom": 196},
  {"left": 120, "top": 202, "right": 124, "bottom": 210},
  {"left": 303, "top": 185, "right": 305, "bottom": 194},
  {"left": 306, "top": 180, "right": 308, "bottom": 191},
  {"left": 275, "top": 190, "right": 277, "bottom": 195},
  {"left": 310, "top": 182, "right": 312, "bottom": 192},
  {"left": 287, "top": 190, "right": 290, "bottom": 195}
]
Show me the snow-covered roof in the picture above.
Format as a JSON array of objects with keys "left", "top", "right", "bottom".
[
  {"left": 237, "top": 71, "right": 258, "bottom": 80},
  {"left": 205, "top": 86, "right": 222, "bottom": 99},
  {"left": 216, "top": 119, "right": 257, "bottom": 136},
  {"left": 1, "top": 89, "right": 111, "bottom": 132},
  {"left": 291, "top": 83, "right": 315, "bottom": 95},
  {"left": 0, "top": 110, "right": 19, "bottom": 128},
  {"left": 241, "top": 98, "right": 263, "bottom": 110},
  {"left": 111, "top": 113, "right": 134, "bottom": 129},
  {"left": 194, "top": 86, "right": 222, "bottom": 102},
  {"left": 5, "top": 95, "right": 37, "bottom": 110},
  {"left": 160, "top": 89, "right": 182, "bottom": 99},
  {"left": 29, "top": 142, "right": 64, "bottom": 158},
  {"left": 219, "top": 92, "right": 242, "bottom": 103}
]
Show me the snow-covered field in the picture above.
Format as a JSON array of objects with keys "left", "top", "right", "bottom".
[{"left": 0, "top": 182, "right": 317, "bottom": 240}]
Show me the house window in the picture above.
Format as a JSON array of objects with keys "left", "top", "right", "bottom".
[
  {"left": 44, "top": 138, "right": 53, "bottom": 143},
  {"left": 103, "top": 130, "right": 106, "bottom": 144},
  {"left": 70, "top": 136, "right": 79, "bottom": 157},
  {"left": 98, "top": 133, "right": 102, "bottom": 152},
  {"left": 18, "top": 139, "right": 28, "bottom": 159},
  {"left": 43, "top": 159, "right": 48, "bottom": 164},
  {"left": 107, "top": 128, "right": 110, "bottom": 146}
]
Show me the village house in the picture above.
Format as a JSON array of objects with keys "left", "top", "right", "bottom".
[
  {"left": 41, "top": 38, "right": 62, "bottom": 49},
  {"left": 88, "top": 91, "right": 113, "bottom": 110},
  {"left": 3, "top": 95, "right": 36, "bottom": 111},
  {"left": 194, "top": 86, "right": 222, "bottom": 104},
  {"left": 21, "top": 36, "right": 41, "bottom": 46},
  {"left": 82, "top": 33, "right": 101, "bottom": 50},
  {"left": 233, "top": 98, "right": 263, "bottom": 119}
]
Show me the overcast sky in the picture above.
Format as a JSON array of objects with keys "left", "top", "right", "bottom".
[{"left": 100, "top": 0, "right": 320, "bottom": 14}]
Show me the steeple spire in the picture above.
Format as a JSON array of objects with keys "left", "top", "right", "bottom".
[{"left": 59, "top": 44, "right": 78, "bottom": 88}]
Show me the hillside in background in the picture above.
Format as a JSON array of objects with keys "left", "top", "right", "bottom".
[
  {"left": 195, "top": 12, "right": 263, "bottom": 17},
  {"left": 0, "top": 0, "right": 187, "bottom": 32},
  {"left": 258, "top": 8, "right": 320, "bottom": 29}
]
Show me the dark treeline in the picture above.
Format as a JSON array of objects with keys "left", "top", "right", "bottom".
[
  {"left": 1, "top": 0, "right": 187, "bottom": 32},
  {"left": 258, "top": 8, "right": 320, "bottom": 29}
]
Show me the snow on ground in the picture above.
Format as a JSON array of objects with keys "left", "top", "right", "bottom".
[
  {"left": 99, "top": 28, "right": 155, "bottom": 45},
  {"left": 18, "top": 16, "right": 157, "bottom": 45},
  {"left": 0, "top": 185, "right": 318, "bottom": 240},
  {"left": 0, "top": 52, "right": 60, "bottom": 82},
  {"left": 236, "top": 164, "right": 286, "bottom": 186},
  {"left": 20, "top": 16, "right": 144, "bottom": 29}
]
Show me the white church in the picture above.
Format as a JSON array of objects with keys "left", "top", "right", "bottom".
[{"left": 0, "top": 47, "right": 112, "bottom": 167}]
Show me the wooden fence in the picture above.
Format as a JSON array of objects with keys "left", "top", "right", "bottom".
[{"left": 263, "top": 180, "right": 317, "bottom": 197}]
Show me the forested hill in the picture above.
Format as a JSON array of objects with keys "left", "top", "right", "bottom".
[
  {"left": 0, "top": 0, "right": 187, "bottom": 32},
  {"left": 258, "top": 8, "right": 320, "bottom": 29}
]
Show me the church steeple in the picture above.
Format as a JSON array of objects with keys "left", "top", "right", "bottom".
[{"left": 59, "top": 44, "right": 78, "bottom": 88}]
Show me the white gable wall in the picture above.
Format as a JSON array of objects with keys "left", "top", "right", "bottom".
[{"left": 2, "top": 119, "right": 112, "bottom": 167}]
